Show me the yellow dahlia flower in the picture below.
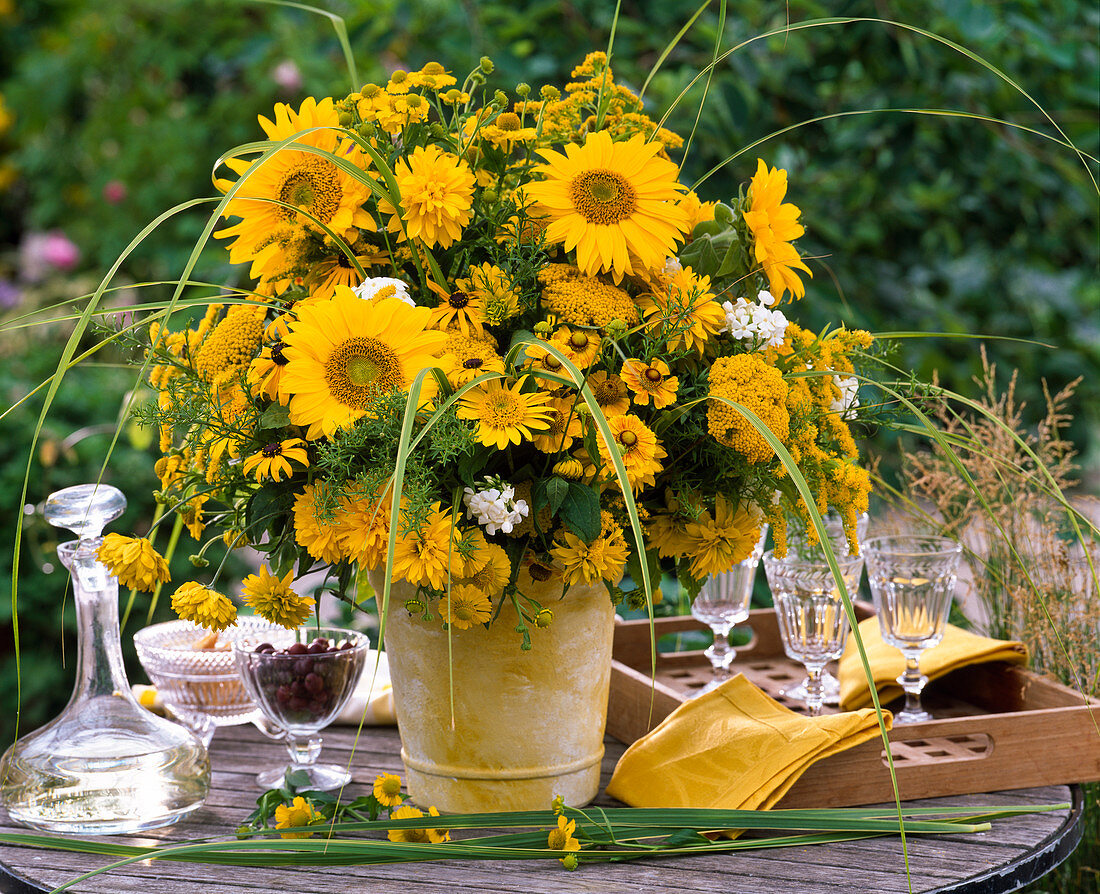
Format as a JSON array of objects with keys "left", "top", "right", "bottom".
[
  {"left": 527, "top": 130, "right": 690, "bottom": 283},
  {"left": 241, "top": 566, "right": 315, "bottom": 630},
  {"left": 380, "top": 144, "right": 475, "bottom": 249},
  {"left": 96, "top": 534, "right": 170, "bottom": 592},
  {"left": 682, "top": 494, "right": 762, "bottom": 578},
  {"left": 170, "top": 582, "right": 237, "bottom": 633},
  {"left": 743, "top": 158, "right": 813, "bottom": 301}
]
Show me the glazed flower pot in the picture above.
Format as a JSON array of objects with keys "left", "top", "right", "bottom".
[{"left": 374, "top": 570, "right": 616, "bottom": 814}]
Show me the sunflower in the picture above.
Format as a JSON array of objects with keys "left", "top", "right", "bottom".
[
  {"left": 241, "top": 438, "right": 309, "bottom": 482},
  {"left": 373, "top": 773, "right": 404, "bottom": 808},
  {"left": 96, "top": 534, "right": 170, "bottom": 592},
  {"left": 241, "top": 566, "right": 316, "bottom": 629},
  {"left": 457, "top": 378, "right": 555, "bottom": 449},
  {"left": 586, "top": 370, "right": 630, "bottom": 417},
  {"left": 426, "top": 278, "right": 486, "bottom": 335},
  {"left": 379, "top": 144, "right": 475, "bottom": 249},
  {"left": 438, "top": 331, "right": 506, "bottom": 388},
  {"left": 681, "top": 494, "right": 763, "bottom": 578},
  {"left": 279, "top": 287, "right": 448, "bottom": 439},
  {"left": 526, "top": 130, "right": 690, "bottom": 283},
  {"left": 596, "top": 414, "right": 665, "bottom": 491},
  {"left": 213, "top": 97, "right": 373, "bottom": 282},
  {"left": 170, "top": 582, "right": 237, "bottom": 632},
  {"left": 620, "top": 358, "right": 678, "bottom": 408},
  {"left": 531, "top": 394, "right": 585, "bottom": 453},
  {"left": 743, "top": 159, "right": 813, "bottom": 301},
  {"left": 443, "top": 584, "right": 493, "bottom": 630}
]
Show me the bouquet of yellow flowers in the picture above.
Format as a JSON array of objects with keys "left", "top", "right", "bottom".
[{"left": 116, "top": 51, "right": 875, "bottom": 642}]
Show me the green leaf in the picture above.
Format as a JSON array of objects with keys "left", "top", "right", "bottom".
[
  {"left": 544, "top": 476, "right": 569, "bottom": 516},
  {"left": 558, "top": 481, "right": 601, "bottom": 542},
  {"left": 259, "top": 403, "right": 291, "bottom": 429}
]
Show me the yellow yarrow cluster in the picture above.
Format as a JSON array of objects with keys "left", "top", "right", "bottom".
[
  {"left": 707, "top": 354, "right": 789, "bottom": 463},
  {"left": 538, "top": 264, "right": 639, "bottom": 328}
]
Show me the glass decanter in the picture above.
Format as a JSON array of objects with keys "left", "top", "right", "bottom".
[{"left": 0, "top": 484, "right": 210, "bottom": 833}]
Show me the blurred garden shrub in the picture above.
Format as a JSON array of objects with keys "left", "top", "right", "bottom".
[{"left": 0, "top": 0, "right": 1096, "bottom": 744}]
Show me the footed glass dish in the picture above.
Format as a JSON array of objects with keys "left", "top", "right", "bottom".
[{"left": 0, "top": 484, "right": 210, "bottom": 834}]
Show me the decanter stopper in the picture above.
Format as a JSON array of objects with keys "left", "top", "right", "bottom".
[{"left": 43, "top": 483, "right": 126, "bottom": 540}]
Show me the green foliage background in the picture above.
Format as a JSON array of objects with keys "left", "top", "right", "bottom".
[{"left": 0, "top": 2, "right": 1096, "bottom": 887}]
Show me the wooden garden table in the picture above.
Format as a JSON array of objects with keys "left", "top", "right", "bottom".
[{"left": 0, "top": 723, "right": 1083, "bottom": 894}]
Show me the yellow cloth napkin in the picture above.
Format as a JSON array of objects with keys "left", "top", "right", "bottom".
[
  {"left": 839, "top": 618, "right": 1028, "bottom": 711},
  {"left": 606, "top": 674, "right": 888, "bottom": 811}
]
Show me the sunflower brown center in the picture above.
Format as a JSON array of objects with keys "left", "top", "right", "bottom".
[
  {"left": 644, "top": 367, "right": 663, "bottom": 384},
  {"left": 261, "top": 442, "right": 283, "bottom": 458},
  {"left": 569, "top": 169, "right": 637, "bottom": 225},
  {"left": 619, "top": 430, "right": 638, "bottom": 448},
  {"left": 278, "top": 157, "right": 343, "bottom": 225},
  {"left": 448, "top": 291, "right": 470, "bottom": 309},
  {"left": 594, "top": 376, "right": 626, "bottom": 405},
  {"left": 462, "top": 357, "right": 484, "bottom": 369},
  {"left": 271, "top": 341, "right": 289, "bottom": 365},
  {"left": 569, "top": 332, "right": 589, "bottom": 349},
  {"left": 543, "top": 356, "right": 563, "bottom": 371},
  {"left": 324, "top": 337, "right": 403, "bottom": 407}
]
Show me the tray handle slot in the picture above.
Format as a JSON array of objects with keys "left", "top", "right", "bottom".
[{"left": 882, "top": 732, "right": 992, "bottom": 767}]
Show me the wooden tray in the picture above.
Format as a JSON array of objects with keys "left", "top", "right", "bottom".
[{"left": 608, "top": 607, "right": 1100, "bottom": 808}]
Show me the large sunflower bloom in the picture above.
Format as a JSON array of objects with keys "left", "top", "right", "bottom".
[
  {"left": 214, "top": 97, "right": 373, "bottom": 283},
  {"left": 457, "top": 379, "right": 555, "bottom": 449},
  {"left": 527, "top": 131, "right": 690, "bottom": 283},
  {"left": 379, "top": 144, "right": 475, "bottom": 249},
  {"left": 743, "top": 159, "right": 813, "bottom": 300},
  {"left": 279, "top": 286, "right": 448, "bottom": 439}
]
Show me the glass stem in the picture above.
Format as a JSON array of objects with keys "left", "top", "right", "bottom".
[
  {"left": 704, "top": 628, "right": 735, "bottom": 679},
  {"left": 803, "top": 665, "right": 825, "bottom": 717},
  {"left": 286, "top": 735, "right": 322, "bottom": 769},
  {"left": 899, "top": 651, "right": 928, "bottom": 717}
]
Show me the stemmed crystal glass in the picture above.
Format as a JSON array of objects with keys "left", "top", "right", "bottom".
[
  {"left": 763, "top": 550, "right": 865, "bottom": 716},
  {"left": 864, "top": 535, "right": 962, "bottom": 723},
  {"left": 234, "top": 626, "right": 369, "bottom": 790},
  {"left": 781, "top": 511, "right": 870, "bottom": 705},
  {"left": 689, "top": 526, "right": 768, "bottom": 695}
]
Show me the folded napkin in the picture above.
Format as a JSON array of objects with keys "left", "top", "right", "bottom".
[
  {"left": 838, "top": 618, "right": 1028, "bottom": 711},
  {"left": 334, "top": 649, "right": 396, "bottom": 725},
  {"left": 606, "top": 674, "right": 888, "bottom": 812}
]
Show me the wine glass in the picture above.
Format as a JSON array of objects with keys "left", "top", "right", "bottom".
[
  {"left": 234, "top": 626, "right": 369, "bottom": 790},
  {"left": 689, "top": 525, "right": 768, "bottom": 695},
  {"left": 863, "top": 535, "right": 962, "bottom": 723},
  {"left": 763, "top": 550, "right": 865, "bottom": 716},
  {"left": 781, "top": 511, "right": 870, "bottom": 704}
]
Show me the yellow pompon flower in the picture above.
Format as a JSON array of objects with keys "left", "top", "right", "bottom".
[
  {"left": 425, "top": 278, "right": 486, "bottom": 336},
  {"left": 707, "top": 353, "right": 790, "bottom": 463},
  {"left": 637, "top": 266, "right": 725, "bottom": 355},
  {"left": 274, "top": 796, "right": 325, "bottom": 839},
  {"left": 373, "top": 772, "right": 404, "bottom": 807},
  {"left": 620, "top": 358, "right": 678, "bottom": 409},
  {"left": 379, "top": 144, "right": 475, "bottom": 249},
  {"left": 293, "top": 484, "right": 346, "bottom": 564},
  {"left": 241, "top": 566, "right": 315, "bottom": 629},
  {"left": 387, "top": 804, "right": 450, "bottom": 843},
  {"left": 391, "top": 504, "right": 458, "bottom": 591},
  {"left": 586, "top": 370, "right": 630, "bottom": 417},
  {"left": 97, "top": 534, "right": 170, "bottom": 592},
  {"left": 459, "top": 543, "right": 511, "bottom": 597},
  {"left": 213, "top": 97, "right": 373, "bottom": 283},
  {"left": 457, "top": 379, "right": 555, "bottom": 449},
  {"left": 596, "top": 414, "right": 665, "bottom": 491},
  {"left": 280, "top": 287, "right": 448, "bottom": 440},
  {"left": 743, "top": 159, "right": 813, "bottom": 301},
  {"left": 547, "top": 814, "right": 582, "bottom": 853},
  {"left": 682, "top": 494, "right": 763, "bottom": 579},
  {"left": 538, "top": 263, "right": 639, "bottom": 329},
  {"left": 531, "top": 395, "right": 584, "bottom": 454},
  {"left": 527, "top": 130, "right": 690, "bottom": 283},
  {"left": 193, "top": 304, "right": 266, "bottom": 383},
  {"left": 550, "top": 530, "right": 629, "bottom": 587},
  {"left": 170, "top": 582, "right": 237, "bottom": 632},
  {"left": 443, "top": 583, "right": 493, "bottom": 630},
  {"left": 241, "top": 438, "right": 309, "bottom": 483}
]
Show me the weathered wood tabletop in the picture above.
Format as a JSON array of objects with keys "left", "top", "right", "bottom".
[{"left": 0, "top": 723, "right": 1082, "bottom": 894}]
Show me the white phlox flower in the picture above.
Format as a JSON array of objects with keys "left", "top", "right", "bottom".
[
  {"left": 831, "top": 375, "right": 860, "bottom": 419},
  {"left": 463, "top": 480, "right": 529, "bottom": 535},
  {"left": 353, "top": 276, "right": 416, "bottom": 306}
]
